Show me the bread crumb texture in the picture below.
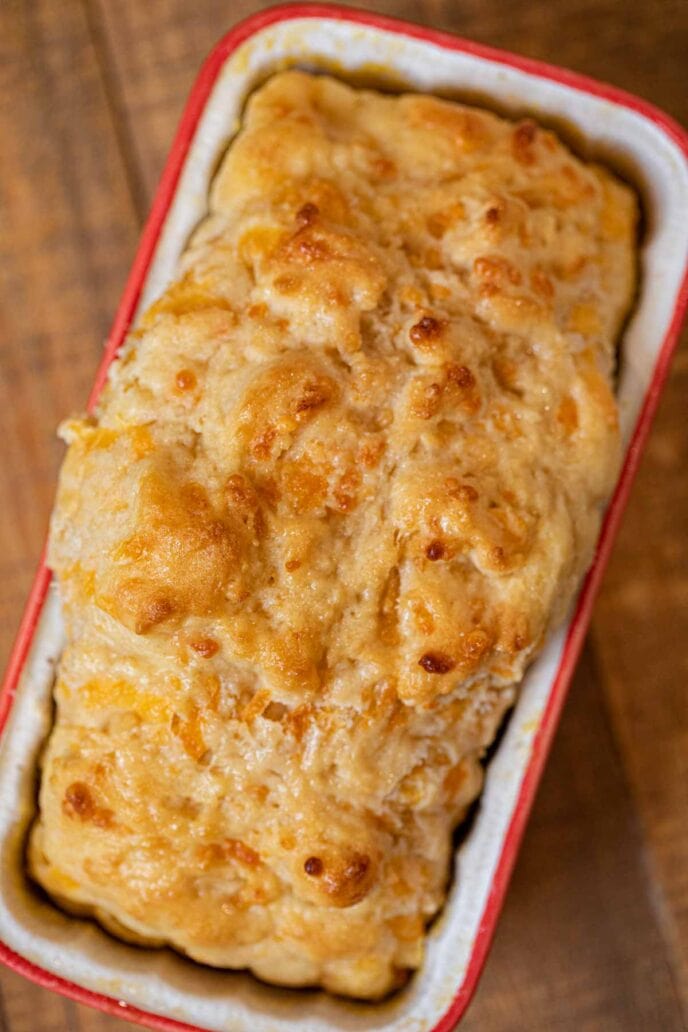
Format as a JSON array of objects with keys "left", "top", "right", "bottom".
[{"left": 30, "top": 72, "right": 637, "bottom": 998}]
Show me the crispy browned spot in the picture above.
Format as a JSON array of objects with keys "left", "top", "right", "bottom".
[
  {"left": 294, "top": 379, "right": 333, "bottom": 416},
  {"left": 445, "top": 364, "right": 476, "bottom": 389},
  {"left": 425, "top": 540, "right": 445, "bottom": 561},
  {"left": 419, "top": 651, "right": 455, "bottom": 674},
  {"left": 134, "top": 593, "right": 176, "bottom": 634},
  {"left": 195, "top": 842, "right": 225, "bottom": 867},
  {"left": 304, "top": 856, "right": 323, "bottom": 876},
  {"left": 296, "top": 201, "right": 319, "bottom": 225},
  {"left": 62, "top": 782, "right": 113, "bottom": 828},
  {"left": 62, "top": 782, "right": 93, "bottom": 820},
  {"left": 189, "top": 637, "right": 219, "bottom": 658},
  {"left": 409, "top": 315, "right": 447, "bottom": 347},
  {"left": 263, "top": 700, "right": 289, "bottom": 721},
  {"left": 446, "top": 478, "right": 479, "bottom": 503},
  {"left": 224, "top": 838, "right": 261, "bottom": 867},
  {"left": 175, "top": 369, "right": 197, "bottom": 392},
  {"left": 372, "top": 155, "right": 397, "bottom": 179},
  {"left": 491, "top": 545, "right": 507, "bottom": 567},
  {"left": 321, "top": 851, "right": 374, "bottom": 907}
]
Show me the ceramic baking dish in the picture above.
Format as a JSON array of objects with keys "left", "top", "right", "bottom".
[{"left": 2, "top": 5, "right": 687, "bottom": 1030}]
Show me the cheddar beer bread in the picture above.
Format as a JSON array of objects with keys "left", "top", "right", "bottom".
[{"left": 29, "top": 72, "right": 637, "bottom": 999}]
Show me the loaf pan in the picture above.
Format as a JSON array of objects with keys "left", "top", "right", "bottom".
[{"left": 1, "top": 5, "right": 687, "bottom": 1030}]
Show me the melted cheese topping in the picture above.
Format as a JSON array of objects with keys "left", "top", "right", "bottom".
[{"left": 29, "top": 72, "right": 637, "bottom": 998}]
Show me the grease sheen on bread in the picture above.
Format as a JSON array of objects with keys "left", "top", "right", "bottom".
[{"left": 29, "top": 71, "right": 637, "bottom": 999}]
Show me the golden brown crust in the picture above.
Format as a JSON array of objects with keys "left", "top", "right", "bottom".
[{"left": 29, "top": 71, "right": 637, "bottom": 999}]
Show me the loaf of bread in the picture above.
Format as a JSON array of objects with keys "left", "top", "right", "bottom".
[{"left": 29, "top": 71, "right": 637, "bottom": 999}]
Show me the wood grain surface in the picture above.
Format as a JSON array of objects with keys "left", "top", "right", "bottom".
[{"left": 1, "top": 1, "right": 687, "bottom": 1029}]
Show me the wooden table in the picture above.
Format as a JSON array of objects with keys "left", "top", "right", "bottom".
[{"left": 1, "top": 1, "right": 687, "bottom": 1029}]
